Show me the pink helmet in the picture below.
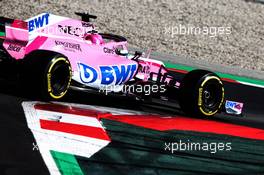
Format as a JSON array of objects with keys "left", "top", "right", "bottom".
[{"left": 85, "top": 33, "right": 104, "bottom": 45}]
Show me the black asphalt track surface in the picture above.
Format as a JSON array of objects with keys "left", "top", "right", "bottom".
[{"left": 0, "top": 69, "right": 263, "bottom": 174}]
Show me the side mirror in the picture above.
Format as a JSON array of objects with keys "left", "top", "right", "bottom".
[
  {"left": 135, "top": 51, "right": 143, "bottom": 57},
  {"left": 131, "top": 51, "right": 142, "bottom": 60}
]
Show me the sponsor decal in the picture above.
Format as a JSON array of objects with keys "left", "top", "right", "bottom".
[
  {"left": 79, "top": 63, "right": 137, "bottom": 85},
  {"left": 103, "top": 47, "right": 115, "bottom": 54},
  {"left": 103, "top": 45, "right": 124, "bottom": 54},
  {"left": 28, "top": 13, "right": 49, "bottom": 32},
  {"left": 79, "top": 64, "right": 98, "bottom": 84},
  {"left": 58, "top": 25, "right": 84, "bottom": 37},
  {"left": 47, "top": 72, "right": 52, "bottom": 92},
  {"left": 55, "top": 40, "right": 82, "bottom": 52},
  {"left": 225, "top": 100, "right": 243, "bottom": 115},
  {"left": 138, "top": 65, "right": 150, "bottom": 74},
  {"left": 7, "top": 44, "right": 22, "bottom": 52},
  {"left": 198, "top": 88, "right": 203, "bottom": 106}
]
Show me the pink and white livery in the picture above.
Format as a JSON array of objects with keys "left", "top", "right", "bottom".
[{"left": 0, "top": 12, "right": 242, "bottom": 118}]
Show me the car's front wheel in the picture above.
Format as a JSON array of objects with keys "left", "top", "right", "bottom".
[{"left": 179, "top": 69, "right": 225, "bottom": 117}]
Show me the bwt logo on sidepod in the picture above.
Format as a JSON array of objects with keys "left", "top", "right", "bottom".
[
  {"left": 28, "top": 13, "right": 50, "bottom": 32},
  {"left": 78, "top": 63, "right": 137, "bottom": 85}
]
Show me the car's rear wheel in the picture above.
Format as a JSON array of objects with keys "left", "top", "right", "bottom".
[
  {"left": 178, "top": 69, "right": 224, "bottom": 117},
  {"left": 21, "top": 50, "right": 72, "bottom": 100}
]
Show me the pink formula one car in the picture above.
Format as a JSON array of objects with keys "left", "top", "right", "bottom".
[{"left": 0, "top": 12, "right": 241, "bottom": 117}]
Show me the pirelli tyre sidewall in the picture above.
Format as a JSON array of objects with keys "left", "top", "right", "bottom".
[
  {"left": 179, "top": 70, "right": 225, "bottom": 117},
  {"left": 45, "top": 57, "right": 72, "bottom": 99},
  {"left": 22, "top": 50, "right": 72, "bottom": 100}
]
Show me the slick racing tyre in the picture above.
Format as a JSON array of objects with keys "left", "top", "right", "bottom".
[
  {"left": 22, "top": 50, "right": 72, "bottom": 100},
  {"left": 179, "top": 70, "right": 224, "bottom": 117}
]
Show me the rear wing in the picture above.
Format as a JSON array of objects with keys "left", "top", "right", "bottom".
[
  {"left": 0, "top": 17, "right": 28, "bottom": 42},
  {"left": 0, "top": 17, "right": 28, "bottom": 59},
  {"left": 0, "top": 17, "right": 13, "bottom": 38}
]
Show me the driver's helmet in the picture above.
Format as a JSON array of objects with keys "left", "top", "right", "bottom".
[{"left": 85, "top": 32, "right": 104, "bottom": 45}]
